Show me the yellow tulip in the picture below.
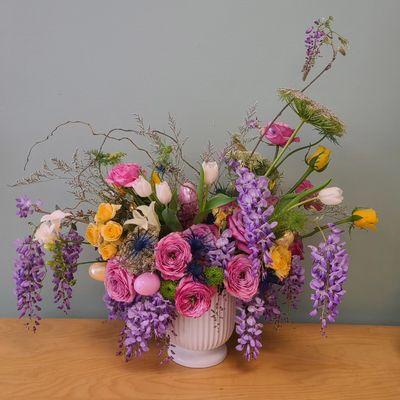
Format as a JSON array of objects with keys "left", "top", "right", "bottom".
[
  {"left": 98, "top": 242, "right": 118, "bottom": 260},
  {"left": 100, "top": 221, "right": 123, "bottom": 242},
  {"left": 94, "top": 203, "right": 121, "bottom": 223},
  {"left": 353, "top": 208, "right": 378, "bottom": 231},
  {"left": 307, "top": 146, "right": 331, "bottom": 171},
  {"left": 269, "top": 245, "right": 292, "bottom": 280}
]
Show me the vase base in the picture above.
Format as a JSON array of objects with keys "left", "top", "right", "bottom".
[{"left": 168, "top": 344, "right": 227, "bottom": 368}]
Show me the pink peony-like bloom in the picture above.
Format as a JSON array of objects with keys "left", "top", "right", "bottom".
[
  {"left": 155, "top": 233, "right": 192, "bottom": 280},
  {"left": 105, "top": 163, "right": 141, "bottom": 187},
  {"left": 175, "top": 277, "right": 216, "bottom": 317},
  {"left": 262, "top": 122, "right": 299, "bottom": 147},
  {"left": 295, "top": 179, "right": 324, "bottom": 211},
  {"left": 104, "top": 257, "right": 136, "bottom": 303},
  {"left": 224, "top": 254, "right": 259, "bottom": 302},
  {"left": 228, "top": 209, "right": 250, "bottom": 254}
]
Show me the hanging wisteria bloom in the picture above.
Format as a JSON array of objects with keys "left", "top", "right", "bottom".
[
  {"left": 208, "top": 229, "right": 236, "bottom": 269},
  {"left": 14, "top": 236, "right": 46, "bottom": 331},
  {"left": 103, "top": 293, "right": 132, "bottom": 321},
  {"left": 309, "top": 224, "right": 349, "bottom": 332},
  {"left": 16, "top": 196, "right": 42, "bottom": 218},
  {"left": 281, "top": 255, "right": 305, "bottom": 308}
]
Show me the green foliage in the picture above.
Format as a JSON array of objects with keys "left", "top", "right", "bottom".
[
  {"left": 204, "top": 266, "right": 224, "bottom": 286},
  {"left": 205, "top": 193, "right": 236, "bottom": 211},
  {"left": 273, "top": 208, "right": 308, "bottom": 236},
  {"left": 159, "top": 280, "right": 178, "bottom": 301},
  {"left": 89, "top": 150, "right": 126, "bottom": 166},
  {"left": 161, "top": 207, "right": 182, "bottom": 232}
]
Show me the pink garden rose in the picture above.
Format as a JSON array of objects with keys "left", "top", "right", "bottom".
[
  {"left": 175, "top": 277, "right": 216, "bottom": 317},
  {"left": 104, "top": 257, "right": 136, "bottom": 303},
  {"left": 295, "top": 179, "right": 324, "bottom": 211},
  {"left": 155, "top": 233, "right": 192, "bottom": 280},
  {"left": 227, "top": 209, "right": 250, "bottom": 254},
  {"left": 105, "top": 163, "right": 141, "bottom": 187},
  {"left": 262, "top": 122, "right": 299, "bottom": 147},
  {"left": 224, "top": 254, "right": 259, "bottom": 302}
]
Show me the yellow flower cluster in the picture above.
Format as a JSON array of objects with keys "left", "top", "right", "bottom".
[
  {"left": 85, "top": 203, "right": 123, "bottom": 260},
  {"left": 269, "top": 244, "right": 292, "bottom": 280}
]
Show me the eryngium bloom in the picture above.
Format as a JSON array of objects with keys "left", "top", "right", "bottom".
[{"left": 278, "top": 88, "right": 345, "bottom": 139}]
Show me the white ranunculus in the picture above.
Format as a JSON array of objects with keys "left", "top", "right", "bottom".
[{"left": 318, "top": 187, "right": 344, "bottom": 206}]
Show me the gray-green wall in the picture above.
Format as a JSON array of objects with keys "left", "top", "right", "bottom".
[{"left": 1, "top": 0, "right": 399, "bottom": 324}]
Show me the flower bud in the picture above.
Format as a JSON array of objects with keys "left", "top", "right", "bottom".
[
  {"left": 131, "top": 176, "right": 152, "bottom": 197},
  {"left": 318, "top": 187, "right": 343, "bottom": 206},
  {"left": 202, "top": 161, "right": 219, "bottom": 185},
  {"left": 178, "top": 182, "right": 197, "bottom": 204},
  {"left": 352, "top": 208, "right": 378, "bottom": 231},
  {"left": 307, "top": 146, "right": 331, "bottom": 171},
  {"left": 156, "top": 181, "right": 172, "bottom": 205}
]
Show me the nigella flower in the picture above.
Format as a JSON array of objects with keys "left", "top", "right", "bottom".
[
  {"left": 51, "top": 229, "right": 83, "bottom": 313},
  {"left": 309, "top": 224, "right": 349, "bottom": 332},
  {"left": 16, "top": 195, "right": 42, "bottom": 218},
  {"left": 14, "top": 236, "right": 46, "bottom": 331},
  {"left": 182, "top": 224, "right": 217, "bottom": 262},
  {"left": 281, "top": 255, "right": 305, "bottom": 308},
  {"left": 118, "top": 228, "right": 157, "bottom": 275},
  {"left": 235, "top": 297, "right": 265, "bottom": 361},
  {"left": 121, "top": 294, "right": 176, "bottom": 360}
]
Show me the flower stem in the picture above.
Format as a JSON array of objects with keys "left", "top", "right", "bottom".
[
  {"left": 76, "top": 260, "right": 100, "bottom": 266},
  {"left": 286, "top": 196, "right": 318, "bottom": 211},
  {"left": 301, "top": 216, "right": 353, "bottom": 239},
  {"left": 287, "top": 166, "right": 314, "bottom": 193},
  {"left": 265, "top": 120, "right": 306, "bottom": 177}
]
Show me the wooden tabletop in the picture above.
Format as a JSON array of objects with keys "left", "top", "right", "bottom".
[{"left": 0, "top": 319, "right": 399, "bottom": 400}]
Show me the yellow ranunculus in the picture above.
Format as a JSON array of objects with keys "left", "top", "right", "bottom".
[
  {"left": 85, "top": 223, "right": 102, "bottom": 247},
  {"left": 100, "top": 221, "right": 123, "bottom": 242},
  {"left": 98, "top": 242, "right": 118, "bottom": 260},
  {"left": 95, "top": 203, "right": 121, "bottom": 223},
  {"left": 269, "top": 245, "right": 292, "bottom": 280},
  {"left": 307, "top": 146, "right": 331, "bottom": 171},
  {"left": 353, "top": 208, "right": 378, "bottom": 231}
]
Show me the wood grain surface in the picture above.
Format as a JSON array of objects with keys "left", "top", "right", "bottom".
[{"left": 0, "top": 319, "right": 398, "bottom": 400}]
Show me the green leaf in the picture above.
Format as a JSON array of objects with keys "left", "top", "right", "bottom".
[
  {"left": 162, "top": 208, "right": 182, "bottom": 232},
  {"left": 197, "top": 166, "right": 205, "bottom": 210},
  {"left": 204, "top": 193, "right": 235, "bottom": 211}
]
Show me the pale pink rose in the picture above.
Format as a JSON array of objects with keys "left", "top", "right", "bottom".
[
  {"left": 155, "top": 233, "right": 192, "bottom": 280},
  {"left": 175, "top": 277, "right": 216, "bottom": 317},
  {"left": 105, "top": 163, "right": 141, "bottom": 187},
  {"left": 227, "top": 209, "right": 250, "bottom": 254},
  {"left": 262, "top": 122, "right": 299, "bottom": 147},
  {"left": 104, "top": 257, "right": 136, "bottom": 303},
  {"left": 224, "top": 254, "right": 259, "bottom": 302},
  {"left": 295, "top": 179, "right": 324, "bottom": 211}
]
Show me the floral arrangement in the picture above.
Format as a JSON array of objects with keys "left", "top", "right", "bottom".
[{"left": 13, "top": 17, "right": 378, "bottom": 362}]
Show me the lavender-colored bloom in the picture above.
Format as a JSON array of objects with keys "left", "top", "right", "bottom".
[
  {"left": 208, "top": 229, "right": 236, "bottom": 269},
  {"left": 302, "top": 19, "right": 326, "bottom": 80},
  {"left": 14, "top": 236, "right": 46, "bottom": 331},
  {"left": 103, "top": 293, "right": 131, "bottom": 320},
  {"left": 121, "top": 294, "right": 176, "bottom": 360},
  {"left": 233, "top": 163, "right": 277, "bottom": 276},
  {"left": 15, "top": 195, "right": 42, "bottom": 218},
  {"left": 263, "top": 286, "right": 281, "bottom": 324},
  {"left": 235, "top": 296, "right": 265, "bottom": 361},
  {"left": 309, "top": 224, "right": 349, "bottom": 332},
  {"left": 51, "top": 229, "right": 83, "bottom": 313},
  {"left": 281, "top": 255, "right": 305, "bottom": 308}
]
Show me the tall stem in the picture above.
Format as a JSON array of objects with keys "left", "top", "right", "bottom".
[
  {"left": 301, "top": 216, "right": 353, "bottom": 239},
  {"left": 287, "top": 166, "right": 313, "bottom": 193},
  {"left": 265, "top": 120, "right": 305, "bottom": 177}
]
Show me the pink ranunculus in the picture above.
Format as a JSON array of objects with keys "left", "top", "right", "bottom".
[
  {"left": 104, "top": 257, "right": 136, "bottom": 303},
  {"left": 175, "top": 277, "right": 216, "bottom": 318},
  {"left": 155, "top": 233, "right": 192, "bottom": 280},
  {"left": 227, "top": 209, "right": 250, "bottom": 254},
  {"left": 290, "top": 237, "right": 304, "bottom": 260},
  {"left": 262, "top": 122, "right": 299, "bottom": 147},
  {"left": 295, "top": 179, "right": 324, "bottom": 211},
  {"left": 224, "top": 254, "right": 259, "bottom": 302},
  {"left": 105, "top": 163, "right": 141, "bottom": 187}
]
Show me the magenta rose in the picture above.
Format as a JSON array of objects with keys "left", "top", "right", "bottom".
[
  {"left": 155, "top": 233, "right": 192, "bottom": 280},
  {"left": 262, "top": 122, "right": 299, "bottom": 147},
  {"left": 104, "top": 257, "right": 136, "bottom": 303},
  {"left": 227, "top": 209, "right": 250, "bottom": 254},
  {"left": 105, "top": 163, "right": 141, "bottom": 187},
  {"left": 175, "top": 277, "right": 216, "bottom": 317},
  {"left": 295, "top": 179, "right": 324, "bottom": 211},
  {"left": 224, "top": 254, "right": 259, "bottom": 302}
]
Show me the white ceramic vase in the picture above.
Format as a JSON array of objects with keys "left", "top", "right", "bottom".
[{"left": 168, "top": 291, "right": 236, "bottom": 368}]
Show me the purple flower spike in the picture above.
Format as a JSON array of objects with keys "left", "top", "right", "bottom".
[{"left": 16, "top": 195, "right": 42, "bottom": 218}]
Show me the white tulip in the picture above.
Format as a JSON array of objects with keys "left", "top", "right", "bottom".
[
  {"left": 34, "top": 222, "right": 57, "bottom": 245},
  {"left": 156, "top": 181, "right": 173, "bottom": 205},
  {"left": 40, "top": 209, "right": 71, "bottom": 231},
  {"left": 318, "top": 187, "right": 344, "bottom": 206},
  {"left": 202, "top": 161, "right": 219, "bottom": 185},
  {"left": 131, "top": 176, "right": 152, "bottom": 197}
]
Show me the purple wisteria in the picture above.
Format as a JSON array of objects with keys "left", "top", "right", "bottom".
[
  {"left": 14, "top": 236, "right": 46, "bottom": 331},
  {"left": 208, "top": 229, "right": 236, "bottom": 269},
  {"left": 51, "top": 229, "right": 83, "bottom": 313},
  {"left": 235, "top": 296, "right": 265, "bottom": 361},
  {"left": 281, "top": 255, "right": 305, "bottom": 308},
  {"left": 302, "top": 19, "right": 326, "bottom": 81},
  {"left": 234, "top": 163, "right": 277, "bottom": 274},
  {"left": 15, "top": 195, "right": 42, "bottom": 218},
  {"left": 103, "top": 293, "right": 131, "bottom": 320},
  {"left": 309, "top": 224, "right": 349, "bottom": 332},
  {"left": 121, "top": 294, "right": 176, "bottom": 360}
]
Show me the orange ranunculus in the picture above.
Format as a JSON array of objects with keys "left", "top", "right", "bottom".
[
  {"left": 98, "top": 242, "right": 118, "bottom": 260},
  {"left": 100, "top": 221, "right": 123, "bottom": 242},
  {"left": 85, "top": 223, "right": 102, "bottom": 247},
  {"left": 269, "top": 245, "right": 292, "bottom": 280},
  {"left": 94, "top": 203, "right": 121, "bottom": 223}
]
